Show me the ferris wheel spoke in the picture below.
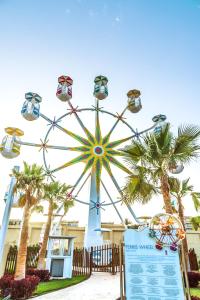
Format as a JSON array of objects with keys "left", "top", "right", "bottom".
[
  {"left": 70, "top": 158, "right": 94, "bottom": 194},
  {"left": 16, "top": 139, "right": 91, "bottom": 152},
  {"left": 106, "top": 156, "right": 132, "bottom": 175},
  {"left": 95, "top": 100, "right": 102, "bottom": 143},
  {"left": 102, "top": 158, "right": 126, "bottom": 193},
  {"left": 104, "top": 123, "right": 158, "bottom": 149},
  {"left": 105, "top": 134, "right": 136, "bottom": 149},
  {"left": 51, "top": 153, "right": 91, "bottom": 173},
  {"left": 101, "top": 180, "right": 124, "bottom": 223},
  {"left": 106, "top": 149, "right": 125, "bottom": 156},
  {"left": 74, "top": 172, "right": 91, "bottom": 197},
  {"left": 68, "top": 101, "right": 96, "bottom": 144},
  {"left": 138, "top": 123, "right": 157, "bottom": 135},
  {"left": 102, "top": 107, "right": 127, "bottom": 144},
  {"left": 169, "top": 234, "right": 176, "bottom": 244},
  {"left": 52, "top": 161, "right": 94, "bottom": 218},
  {"left": 102, "top": 158, "right": 143, "bottom": 224},
  {"left": 40, "top": 112, "right": 91, "bottom": 146}
]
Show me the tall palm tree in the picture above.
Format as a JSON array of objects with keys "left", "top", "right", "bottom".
[
  {"left": 122, "top": 124, "right": 200, "bottom": 214},
  {"left": 168, "top": 177, "right": 200, "bottom": 268},
  {"left": 12, "top": 162, "right": 45, "bottom": 279},
  {"left": 37, "top": 181, "right": 73, "bottom": 269}
]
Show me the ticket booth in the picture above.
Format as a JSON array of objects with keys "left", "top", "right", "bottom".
[{"left": 46, "top": 235, "right": 75, "bottom": 278}]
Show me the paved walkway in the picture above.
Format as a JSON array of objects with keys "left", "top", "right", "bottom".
[{"left": 35, "top": 273, "right": 120, "bottom": 300}]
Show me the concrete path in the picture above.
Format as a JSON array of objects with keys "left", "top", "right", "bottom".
[{"left": 35, "top": 273, "right": 120, "bottom": 300}]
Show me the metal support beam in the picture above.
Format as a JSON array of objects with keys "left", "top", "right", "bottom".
[{"left": 0, "top": 166, "right": 19, "bottom": 266}]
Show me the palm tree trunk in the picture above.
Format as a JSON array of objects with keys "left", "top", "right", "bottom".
[
  {"left": 177, "top": 196, "right": 190, "bottom": 271},
  {"left": 15, "top": 197, "right": 31, "bottom": 279},
  {"left": 37, "top": 201, "right": 53, "bottom": 269},
  {"left": 160, "top": 174, "right": 173, "bottom": 214}
]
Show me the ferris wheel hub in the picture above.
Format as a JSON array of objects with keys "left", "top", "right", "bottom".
[{"left": 93, "top": 145, "right": 104, "bottom": 156}]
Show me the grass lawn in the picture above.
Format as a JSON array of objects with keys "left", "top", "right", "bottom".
[
  {"left": 33, "top": 275, "right": 88, "bottom": 296},
  {"left": 190, "top": 288, "right": 200, "bottom": 297}
]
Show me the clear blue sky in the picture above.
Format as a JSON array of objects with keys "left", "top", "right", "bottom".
[{"left": 0, "top": 0, "right": 200, "bottom": 224}]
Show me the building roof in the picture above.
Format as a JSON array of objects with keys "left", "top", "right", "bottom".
[{"left": 48, "top": 235, "right": 76, "bottom": 240}]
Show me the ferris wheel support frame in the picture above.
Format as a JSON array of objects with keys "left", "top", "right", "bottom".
[
  {"left": 14, "top": 99, "right": 157, "bottom": 246},
  {"left": 0, "top": 76, "right": 164, "bottom": 249}
]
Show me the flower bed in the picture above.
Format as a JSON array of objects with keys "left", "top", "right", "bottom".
[
  {"left": 188, "top": 272, "right": 200, "bottom": 288},
  {"left": 26, "top": 269, "right": 50, "bottom": 282},
  {"left": 0, "top": 274, "right": 40, "bottom": 299}
]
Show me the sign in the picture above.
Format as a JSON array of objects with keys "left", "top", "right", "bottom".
[{"left": 124, "top": 228, "right": 185, "bottom": 300}]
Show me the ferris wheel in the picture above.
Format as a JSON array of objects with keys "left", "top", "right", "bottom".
[
  {"left": 149, "top": 213, "right": 185, "bottom": 251},
  {"left": 0, "top": 75, "right": 164, "bottom": 247}
]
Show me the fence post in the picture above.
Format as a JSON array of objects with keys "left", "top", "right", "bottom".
[
  {"left": 112, "top": 244, "right": 115, "bottom": 275},
  {"left": 90, "top": 247, "right": 93, "bottom": 275},
  {"left": 119, "top": 243, "right": 124, "bottom": 300},
  {"left": 181, "top": 244, "right": 191, "bottom": 300}
]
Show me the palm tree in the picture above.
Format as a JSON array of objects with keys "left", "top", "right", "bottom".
[
  {"left": 190, "top": 216, "right": 200, "bottom": 231},
  {"left": 12, "top": 162, "right": 45, "bottom": 279},
  {"left": 168, "top": 177, "right": 200, "bottom": 228},
  {"left": 168, "top": 177, "right": 200, "bottom": 268},
  {"left": 37, "top": 181, "right": 73, "bottom": 269},
  {"left": 122, "top": 124, "right": 200, "bottom": 214},
  {"left": 57, "top": 196, "right": 74, "bottom": 227}
]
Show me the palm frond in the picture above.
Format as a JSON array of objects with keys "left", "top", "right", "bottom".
[
  {"left": 191, "top": 192, "right": 200, "bottom": 212},
  {"left": 12, "top": 162, "right": 45, "bottom": 208},
  {"left": 122, "top": 140, "right": 147, "bottom": 163},
  {"left": 154, "top": 123, "right": 173, "bottom": 154},
  {"left": 173, "top": 124, "right": 200, "bottom": 163},
  {"left": 168, "top": 177, "right": 181, "bottom": 195},
  {"left": 178, "top": 124, "right": 200, "bottom": 140},
  {"left": 32, "top": 205, "right": 44, "bottom": 214},
  {"left": 190, "top": 216, "right": 200, "bottom": 231},
  {"left": 63, "top": 199, "right": 74, "bottom": 214},
  {"left": 181, "top": 178, "right": 193, "bottom": 196},
  {"left": 123, "top": 173, "right": 157, "bottom": 205}
]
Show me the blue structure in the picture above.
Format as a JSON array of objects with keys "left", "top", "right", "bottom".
[
  {"left": 46, "top": 235, "right": 75, "bottom": 278},
  {"left": 21, "top": 92, "right": 42, "bottom": 121},
  {"left": 84, "top": 170, "right": 103, "bottom": 248},
  {"left": 93, "top": 75, "right": 108, "bottom": 100},
  {"left": 0, "top": 166, "right": 19, "bottom": 267},
  {"left": 152, "top": 114, "right": 167, "bottom": 134}
]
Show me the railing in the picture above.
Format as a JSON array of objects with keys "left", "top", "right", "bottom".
[
  {"left": 72, "top": 248, "right": 92, "bottom": 277},
  {"left": 4, "top": 246, "right": 17, "bottom": 275},
  {"left": 72, "top": 244, "right": 122, "bottom": 276},
  {"left": 91, "top": 244, "right": 121, "bottom": 274},
  {"left": 5, "top": 243, "right": 122, "bottom": 277},
  {"left": 4, "top": 245, "right": 40, "bottom": 275}
]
